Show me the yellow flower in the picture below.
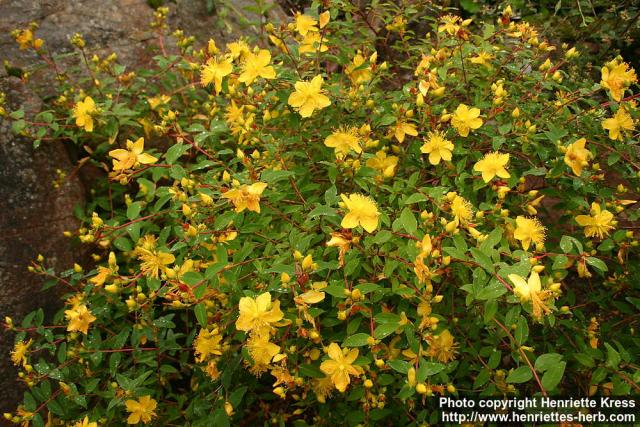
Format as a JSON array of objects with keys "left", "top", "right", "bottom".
[
  {"left": 514, "top": 216, "right": 546, "bottom": 251},
  {"left": 205, "top": 360, "right": 221, "bottom": 380},
  {"left": 238, "top": 49, "right": 276, "bottom": 85},
  {"left": 227, "top": 39, "right": 251, "bottom": 60},
  {"left": 417, "top": 234, "right": 433, "bottom": 255},
  {"left": 414, "top": 253, "right": 431, "bottom": 285},
  {"left": 450, "top": 194, "right": 473, "bottom": 225},
  {"left": 64, "top": 304, "right": 96, "bottom": 335},
  {"left": 418, "top": 73, "right": 441, "bottom": 96},
  {"left": 420, "top": 131, "right": 454, "bottom": 165},
  {"left": 222, "top": 182, "right": 268, "bottom": 213},
  {"left": 109, "top": 137, "right": 158, "bottom": 172},
  {"left": 295, "top": 13, "right": 318, "bottom": 36},
  {"left": 271, "top": 366, "right": 295, "bottom": 389},
  {"left": 288, "top": 75, "right": 331, "bottom": 118},
  {"left": 346, "top": 53, "right": 372, "bottom": 85},
  {"left": 601, "top": 57, "right": 637, "bottom": 101},
  {"left": 602, "top": 107, "right": 634, "bottom": 141},
  {"left": 236, "top": 292, "right": 284, "bottom": 337},
  {"left": 438, "top": 15, "right": 461, "bottom": 35},
  {"left": 426, "top": 330, "right": 457, "bottom": 363},
  {"left": 73, "top": 416, "right": 97, "bottom": 427},
  {"left": 125, "top": 395, "right": 157, "bottom": 425},
  {"left": 194, "top": 328, "right": 223, "bottom": 363},
  {"left": 393, "top": 120, "right": 418, "bottom": 143},
  {"left": 295, "top": 289, "right": 326, "bottom": 305},
  {"left": 11, "top": 339, "right": 32, "bottom": 367},
  {"left": 269, "top": 34, "right": 287, "bottom": 53},
  {"left": 366, "top": 150, "right": 398, "bottom": 178},
  {"left": 319, "top": 11, "right": 330, "bottom": 29},
  {"left": 201, "top": 56, "right": 233, "bottom": 94},
  {"left": 575, "top": 202, "right": 615, "bottom": 239},
  {"left": 147, "top": 95, "right": 170, "bottom": 111},
  {"left": 340, "top": 193, "right": 380, "bottom": 233},
  {"left": 564, "top": 138, "right": 590, "bottom": 176},
  {"left": 324, "top": 128, "right": 361, "bottom": 157},
  {"left": 298, "top": 31, "right": 328, "bottom": 54},
  {"left": 14, "top": 28, "right": 33, "bottom": 49},
  {"left": 90, "top": 267, "right": 110, "bottom": 286},
  {"left": 320, "top": 343, "right": 363, "bottom": 392},
  {"left": 247, "top": 334, "right": 281, "bottom": 365},
  {"left": 451, "top": 104, "right": 483, "bottom": 137},
  {"left": 138, "top": 249, "right": 175, "bottom": 278},
  {"left": 473, "top": 151, "right": 510, "bottom": 183},
  {"left": 508, "top": 271, "right": 551, "bottom": 320},
  {"left": 327, "top": 231, "right": 352, "bottom": 267},
  {"left": 73, "top": 96, "right": 97, "bottom": 132},
  {"left": 469, "top": 51, "right": 493, "bottom": 67},
  {"left": 386, "top": 15, "right": 407, "bottom": 33},
  {"left": 313, "top": 375, "right": 334, "bottom": 402}
]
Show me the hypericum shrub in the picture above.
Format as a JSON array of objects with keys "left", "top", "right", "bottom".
[{"left": 3, "top": 2, "right": 640, "bottom": 426}]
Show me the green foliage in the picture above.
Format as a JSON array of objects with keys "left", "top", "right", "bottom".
[{"left": 3, "top": 1, "right": 640, "bottom": 426}]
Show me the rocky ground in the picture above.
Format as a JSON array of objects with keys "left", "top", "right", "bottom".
[{"left": 0, "top": 0, "right": 285, "bottom": 416}]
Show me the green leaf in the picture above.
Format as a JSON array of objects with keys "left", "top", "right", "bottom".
[
  {"left": 460, "top": 0, "right": 481, "bottom": 13},
  {"left": 443, "top": 246, "right": 467, "bottom": 260},
  {"left": 376, "top": 114, "right": 396, "bottom": 127},
  {"left": 484, "top": 299, "right": 498, "bottom": 323},
  {"left": 228, "top": 386, "right": 248, "bottom": 408},
  {"left": 12, "top": 119, "right": 26, "bottom": 134},
  {"left": 399, "top": 208, "right": 417, "bottom": 234},
  {"left": 559, "top": 235, "right": 573, "bottom": 253},
  {"left": 506, "top": 366, "right": 533, "bottom": 383},
  {"left": 403, "top": 193, "right": 427, "bottom": 205},
  {"left": 386, "top": 359, "right": 411, "bottom": 374},
  {"left": 480, "top": 228, "right": 502, "bottom": 252},
  {"left": 354, "top": 283, "right": 380, "bottom": 294},
  {"left": 152, "top": 315, "right": 176, "bottom": 328},
  {"left": 470, "top": 248, "right": 494, "bottom": 273},
  {"left": 560, "top": 235, "right": 583, "bottom": 253},
  {"left": 535, "top": 353, "right": 563, "bottom": 372},
  {"left": 308, "top": 205, "right": 338, "bottom": 219},
  {"left": 374, "top": 313, "right": 401, "bottom": 324},
  {"left": 585, "top": 257, "right": 608, "bottom": 272},
  {"left": 477, "top": 279, "right": 507, "bottom": 300},
  {"left": 417, "top": 359, "right": 445, "bottom": 382},
  {"left": 213, "top": 407, "right": 230, "bottom": 427},
  {"left": 515, "top": 316, "right": 529, "bottom": 344},
  {"left": 298, "top": 363, "right": 325, "bottom": 378},
  {"left": 541, "top": 361, "right": 566, "bottom": 391},
  {"left": 574, "top": 353, "right": 595, "bottom": 368},
  {"left": 126, "top": 202, "right": 143, "bottom": 220},
  {"left": 371, "top": 230, "right": 392, "bottom": 245},
  {"left": 552, "top": 254, "right": 569, "bottom": 270},
  {"left": 604, "top": 343, "right": 621, "bottom": 368},
  {"left": 374, "top": 323, "right": 398, "bottom": 340},
  {"left": 194, "top": 303, "right": 208, "bottom": 328},
  {"left": 165, "top": 143, "right": 190, "bottom": 164},
  {"left": 113, "top": 237, "right": 133, "bottom": 252},
  {"left": 544, "top": 123, "right": 568, "bottom": 143},
  {"left": 324, "top": 284, "right": 348, "bottom": 298},
  {"left": 260, "top": 169, "right": 294, "bottom": 184},
  {"left": 597, "top": 239, "right": 615, "bottom": 252},
  {"left": 343, "top": 333, "right": 371, "bottom": 347}
]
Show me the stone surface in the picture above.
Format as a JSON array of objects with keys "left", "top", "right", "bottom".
[
  {"left": 169, "top": 0, "right": 286, "bottom": 46},
  {"left": 0, "top": 76, "right": 85, "bottom": 415},
  {"left": 0, "top": 0, "right": 156, "bottom": 81},
  {"left": 0, "top": 0, "right": 285, "bottom": 418}
]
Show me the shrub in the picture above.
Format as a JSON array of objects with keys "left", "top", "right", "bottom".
[{"left": 4, "top": 2, "right": 640, "bottom": 426}]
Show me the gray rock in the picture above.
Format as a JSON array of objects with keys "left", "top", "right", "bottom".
[
  {"left": 0, "top": 76, "right": 85, "bottom": 415},
  {"left": 0, "top": 0, "right": 286, "bottom": 418}
]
